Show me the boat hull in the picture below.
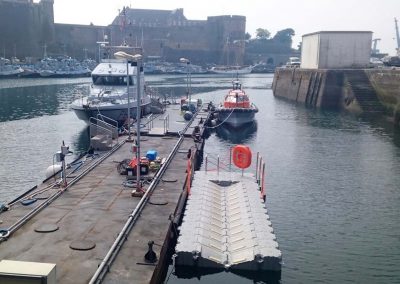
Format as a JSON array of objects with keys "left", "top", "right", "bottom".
[
  {"left": 210, "top": 66, "right": 253, "bottom": 75},
  {"left": 216, "top": 108, "right": 258, "bottom": 128},
  {"left": 71, "top": 103, "right": 152, "bottom": 126}
]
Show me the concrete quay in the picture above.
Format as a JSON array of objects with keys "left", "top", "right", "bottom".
[
  {"left": 0, "top": 105, "right": 210, "bottom": 283},
  {"left": 272, "top": 68, "right": 400, "bottom": 127}
]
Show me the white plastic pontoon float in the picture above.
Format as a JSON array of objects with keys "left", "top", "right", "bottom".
[{"left": 174, "top": 145, "right": 281, "bottom": 274}]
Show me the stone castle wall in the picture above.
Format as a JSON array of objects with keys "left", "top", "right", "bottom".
[
  {"left": 0, "top": 0, "right": 54, "bottom": 59},
  {"left": 53, "top": 24, "right": 109, "bottom": 60},
  {"left": 0, "top": 2, "right": 246, "bottom": 63}
]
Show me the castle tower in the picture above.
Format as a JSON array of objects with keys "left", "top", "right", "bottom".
[
  {"left": 38, "top": 0, "right": 55, "bottom": 48},
  {"left": 0, "top": 0, "right": 55, "bottom": 59},
  {"left": 207, "top": 15, "right": 246, "bottom": 65}
]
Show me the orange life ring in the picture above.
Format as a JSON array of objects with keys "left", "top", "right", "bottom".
[{"left": 232, "top": 145, "right": 252, "bottom": 169}]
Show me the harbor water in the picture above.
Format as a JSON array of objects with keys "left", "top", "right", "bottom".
[{"left": 0, "top": 74, "right": 399, "bottom": 283}]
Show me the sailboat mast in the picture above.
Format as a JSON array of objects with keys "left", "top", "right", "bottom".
[{"left": 226, "top": 36, "right": 230, "bottom": 66}]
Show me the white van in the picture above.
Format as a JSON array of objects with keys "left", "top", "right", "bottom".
[{"left": 286, "top": 57, "right": 301, "bottom": 67}]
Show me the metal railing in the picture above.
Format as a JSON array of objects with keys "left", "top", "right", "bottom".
[
  {"left": 162, "top": 113, "right": 169, "bottom": 134},
  {"left": 89, "top": 117, "right": 115, "bottom": 150},
  {"left": 204, "top": 149, "right": 267, "bottom": 201},
  {"left": 146, "top": 114, "right": 154, "bottom": 132},
  {"left": 96, "top": 114, "right": 119, "bottom": 140}
]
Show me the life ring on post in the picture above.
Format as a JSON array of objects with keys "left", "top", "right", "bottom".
[{"left": 232, "top": 145, "right": 252, "bottom": 169}]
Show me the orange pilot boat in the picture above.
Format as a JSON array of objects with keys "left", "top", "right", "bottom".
[{"left": 216, "top": 79, "right": 258, "bottom": 127}]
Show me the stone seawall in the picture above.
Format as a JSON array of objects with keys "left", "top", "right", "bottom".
[
  {"left": 272, "top": 68, "right": 344, "bottom": 108},
  {"left": 272, "top": 68, "right": 400, "bottom": 127}
]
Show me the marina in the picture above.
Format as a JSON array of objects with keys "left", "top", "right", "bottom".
[
  {"left": 1, "top": 0, "right": 400, "bottom": 282},
  {"left": 0, "top": 74, "right": 399, "bottom": 283},
  {"left": 0, "top": 68, "right": 282, "bottom": 283}
]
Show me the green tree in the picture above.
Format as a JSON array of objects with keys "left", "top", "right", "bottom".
[
  {"left": 256, "top": 28, "right": 271, "bottom": 40},
  {"left": 273, "top": 28, "right": 295, "bottom": 45},
  {"left": 245, "top": 32, "right": 252, "bottom": 40}
]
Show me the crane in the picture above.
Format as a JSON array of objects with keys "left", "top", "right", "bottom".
[
  {"left": 371, "top": 38, "right": 381, "bottom": 54},
  {"left": 395, "top": 18, "right": 400, "bottom": 55}
]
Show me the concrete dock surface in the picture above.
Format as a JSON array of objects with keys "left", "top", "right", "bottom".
[{"left": 0, "top": 105, "right": 209, "bottom": 283}]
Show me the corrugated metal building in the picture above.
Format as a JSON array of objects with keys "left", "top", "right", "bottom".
[{"left": 301, "top": 31, "right": 372, "bottom": 69}]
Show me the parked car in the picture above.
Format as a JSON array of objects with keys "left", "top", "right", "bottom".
[
  {"left": 369, "top": 57, "right": 384, "bottom": 68},
  {"left": 382, "top": 56, "right": 400, "bottom": 67},
  {"left": 286, "top": 57, "right": 301, "bottom": 68}
]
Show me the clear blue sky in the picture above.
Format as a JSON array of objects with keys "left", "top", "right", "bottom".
[{"left": 53, "top": 0, "right": 400, "bottom": 55}]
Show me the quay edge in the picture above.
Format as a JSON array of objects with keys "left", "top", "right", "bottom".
[
  {"left": 272, "top": 68, "right": 400, "bottom": 128},
  {"left": 0, "top": 105, "right": 211, "bottom": 283}
]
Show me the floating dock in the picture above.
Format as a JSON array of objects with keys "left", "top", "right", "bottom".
[
  {"left": 175, "top": 171, "right": 281, "bottom": 272},
  {"left": 0, "top": 104, "right": 210, "bottom": 283}
]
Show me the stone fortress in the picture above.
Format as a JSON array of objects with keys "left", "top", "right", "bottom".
[{"left": 0, "top": 0, "right": 247, "bottom": 65}]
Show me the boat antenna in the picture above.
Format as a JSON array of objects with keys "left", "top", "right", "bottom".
[{"left": 141, "top": 28, "right": 144, "bottom": 49}]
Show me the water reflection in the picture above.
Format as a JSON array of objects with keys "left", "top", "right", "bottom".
[
  {"left": 215, "top": 122, "right": 258, "bottom": 144},
  {"left": 72, "top": 126, "right": 90, "bottom": 154},
  {"left": 174, "top": 266, "right": 281, "bottom": 283},
  {"left": 0, "top": 84, "right": 88, "bottom": 122},
  {"left": 359, "top": 112, "right": 400, "bottom": 149}
]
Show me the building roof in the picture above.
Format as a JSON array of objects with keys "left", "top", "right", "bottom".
[
  {"left": 302, "top": 31, "right": 373, "bottom": 37},
  {"left": 111, "top": 7, "right": 186, "bottom": 27}
]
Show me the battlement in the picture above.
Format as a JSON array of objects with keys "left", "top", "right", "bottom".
[{"left": 0, "top": 3, "right": 246, "bottom": 64}]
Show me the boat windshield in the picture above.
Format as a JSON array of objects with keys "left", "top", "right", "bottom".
[
  {"left": 92, "top": 75, "right": 133, "bottom": 86},
  {"left": 227, "top": 92, "right": 248, "bottom": 102},
  {"left": 233, "top": 82, "right": 241, "bottom": 90}
]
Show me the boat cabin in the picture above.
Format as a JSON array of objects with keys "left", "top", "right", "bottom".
[{"left": 223, "top": 83, "right": 250, "bottom": 108}]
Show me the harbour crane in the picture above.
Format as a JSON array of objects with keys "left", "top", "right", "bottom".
[{"left": 371, "top": 38, "right": 381, "bottom": 54}]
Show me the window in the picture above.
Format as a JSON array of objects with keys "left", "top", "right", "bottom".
[{"left": 92, "top": 75, "right": 134, "bottom": 86}]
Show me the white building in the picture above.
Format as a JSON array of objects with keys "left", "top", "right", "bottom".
[{"left": 301, "top": 31, "right": 372, "bottom": 69}]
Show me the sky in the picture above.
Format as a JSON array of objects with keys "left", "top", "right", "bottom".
[{"left": 53, "top": 0, "right": 400, "bottom": 55}]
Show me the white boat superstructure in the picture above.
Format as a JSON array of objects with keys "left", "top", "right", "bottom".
[
  {"left": 210, "top": 65, "right": 253, "bottom": 75},
  {"left": 0, "top": 58, "right": 24, "bottom": 77},
  {"left": 71, "top": 58, "right": 152, "bottom": 126}
]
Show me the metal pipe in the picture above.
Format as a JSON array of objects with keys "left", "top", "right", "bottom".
[
  {"left": 186, "top": 62, "right": 189, "bottom": 99},
  {"left": 229, "top": 147, "right": 232, "bottom": 172},
  {"left": 261, "top": 162, "right": 266, "bottom": 199},
  {"left": 126, "top": 60, "right": 131, "bottom": 140},
  {"left": 217, "top": 155, "right": 220, "bottom": 176},
  {"left": 3, "top": 140, "right": 126, "bottom": 240},
  {"left": 255, "top": 152, "right": 259, "bottom": 180},
  {"left": 189, "top": 61, "right": 192, "bottom": 111},
  {"left": 89, "top": 132, "right": 187, "bottom": 284},
  {"left": 136, "top": 60, "right": 141, "bottom": 191},
  {"left": 258, "top": 157, "right": 263, "bottom": 186}
]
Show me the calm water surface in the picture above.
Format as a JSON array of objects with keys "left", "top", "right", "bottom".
[{"left": 0, "top": 74, "right": 399, "bottom": 283}]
